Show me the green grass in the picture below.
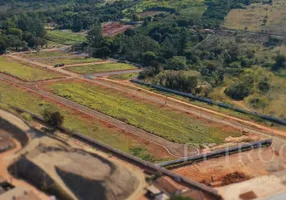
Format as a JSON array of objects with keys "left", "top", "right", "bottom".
[
  {"left": 108, "top": 72, "right": 139, "bottom": 80},
  {"left": 41, "top": 57, "right": 100, "bottom": 66},
  {"left": 0, "top": 57, "right": 63, "bottom": 81},
  {"left": 45, "top": 81, "right": 241, "bottom": 144},
  {"left": 0, "top": 81, "right": 165, "bottom": 162},
  {"left": 46, "top": 30, "right": 86, "bottom": 45},
  {"left": 67, "top": 63, "right": 137, "bottom": 74},
  {"left": 21, "top": 51, "right": 70, "bottom": 58}
]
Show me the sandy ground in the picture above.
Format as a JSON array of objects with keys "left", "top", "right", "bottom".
[
  {"left": 0, "top": 108, "right": 147, "bottom": 200},
  {"left": 0, "top": 110, "right": 50, "bottom": 200},
  {"left": 217, "top": 169, "right": 286, "bottom": 200}
]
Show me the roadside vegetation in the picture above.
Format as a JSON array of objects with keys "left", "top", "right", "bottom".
[
  {"left": 67, "top": 63, "right": 137, "bottom": 74},
  {"left": 0, "top": 57, "right": 63, "bottom": 81},
  {"left": 43, "top": 80, "right": 241, "bottom": 144}
]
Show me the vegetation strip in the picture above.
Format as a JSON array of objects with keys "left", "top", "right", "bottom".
[
  {"left": 131, "top": 79, "right": 286, "bottom": 126},
  {"left": 42, "top": 79, "right": 241, "bottom": 144}
]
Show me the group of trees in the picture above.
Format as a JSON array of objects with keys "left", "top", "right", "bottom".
[{"left": 0, "top": 13, "right": 46, "bottom": 53}]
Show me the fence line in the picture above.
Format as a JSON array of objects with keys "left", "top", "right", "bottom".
[
  {"left": 10, "top": 105, "right": 222, "bottom": 199},
  {"left": 131, "top": 79, "right": 286, "bottom": 125},
  {"left": 158, "top": 139, "right": 272, "bottom": 168}
]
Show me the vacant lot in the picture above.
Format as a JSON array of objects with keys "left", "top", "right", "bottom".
[
  {"left": 21, "top": 51, "right": 70, "bottom": 58},
  {"left": 38, "top": 57, "right": 100, "bottom": 66},
  {"left": 223, "top": 0, "right": 286, "bottom": 35},
  {"left": 108, "top": 72, "right": 139, "bottom": 80},
  {"left": 42, "top": 80, "right": 241, "bottom": 144},
  {"left": 67, "top": 63, "right": 137, "bottom": 74},
  {"left": 0, "top": 57, "right": 63, "bottom": 81},
  {"left": 46, "top": 30, "right": 86, "bottom": 45},
  {"left": 0, "top": 80, "right": 172, "bottom": 162},
  {"left": 172, "top": 146, "right": 285, "bottom": 187}
]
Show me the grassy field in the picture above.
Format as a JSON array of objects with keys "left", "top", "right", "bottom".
[
  {"left": 40, "top": 57, "right": 100, "bottom": 66},
  {"left": 43, "top": 80, "right": 241, "bottom": 144},
  {"left": 223, "top": 0, "right": 286, "bottom": 35},
  {"left": 0, "top": 57, "right": 63, "bottom": 81},
  {"left": 21, "top": 51, "right": 70, "bottom": 58},
  {"left": 46, "top": 30, "right": 87, "bottom": 45},
  {"left": 67, "top": 63, "right": 137, "bottom": 74},
  {"left": 0, "top": 80, "right": 168, "bottom": 162},
  {"left": 108, "top": 72, "right": 139, "bottom": 80}
]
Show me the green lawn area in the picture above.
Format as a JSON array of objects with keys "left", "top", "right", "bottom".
[
  {"left": 46, "top": 30, "right": 86, "bottom": 45},
  {"left": 67, "top": 63, "right": 137, "bottom": 74},
  {"left": 0, "top": 81, "right": 164, "bottom": 162},
  {"left": 44, "top": 81, "right": 241, "bottom": 144},
  {"left": 40, "top": 57, "right": 100, "bottom": 66},
  {"left": 108, "top": 72, "right": 139, "bottom": 80},
  {"left": 21, "top": 51, "right": 70, "bottom": 58},
  {"left": 0, "top": 57, "right": 63, "bottom": 81}
]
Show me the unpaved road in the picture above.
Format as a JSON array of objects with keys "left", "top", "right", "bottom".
[
  {"left": 0, "top": 109, "right": 50, "bottom": 200},
  {"left": 0, "top": 74, "right": 194, "bottom": 157}
]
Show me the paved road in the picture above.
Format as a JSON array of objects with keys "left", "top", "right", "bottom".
[{"left": 0, "top": 74, "right": 195, "bottom": 158}]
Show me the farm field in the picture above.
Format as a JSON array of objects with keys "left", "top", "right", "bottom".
[
  {"left": 66, "top": 63, "right": 137, "bottom": 74},
  {"left": 41, "top": 80, "right": 241, "bottom": 144},
  {"left": 0, "top": 80, "right": 172, "bottom": 162},
  {"left": 0, "top": 56, "right": 64, "bottom": 81},
  {"left": 46, "top": 30, "right": 87, "bottom": 45},
  {"left": 102, "top": 22, "right": 135, "bottom": 36},
  {"left": 223, "top": 0, "right": 286, "bottom": 35}
]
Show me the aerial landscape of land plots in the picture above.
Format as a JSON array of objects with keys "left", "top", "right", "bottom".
[{"left": 1, "top": 0, "right": 286, "bottom": 199}]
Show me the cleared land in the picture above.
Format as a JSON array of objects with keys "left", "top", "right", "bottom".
[
  {"left": 102, "top": 22, "right": 134, "bottom": 36},
  {"left": 66, "top": 63, "right": 137, "bottom": 74},
  {"left": 172, "top": 143, "right": 286, "bottom": 187},
  {"left": 0, "top": 56, "right": 64, "bottom": 81},
  {"left": 41, "top": 79, "right": 241, "bottom": 144},
  {"left": 0, "top": 80, "right": 173, "bottom": 162},
  {"left": 46, "top": 30, "right": 86, "bottom": 45},
  {"left": 223, "top": 0, "right": 286, "bottom": 35}
]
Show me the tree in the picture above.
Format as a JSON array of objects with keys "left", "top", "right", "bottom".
[
  {"left": 258, "top": 78, "right": 270, "bottom": 93},
  {"left": 224, "top": 82, "right": 251, "bottom": 100},
  {"left": 87, "top": 24, "right": 102, "bottom": 48},
  {"left": 166, "top": 56, "right": 187, "bottom": 70},
  {"left": 143, "top": 51, "right": 157, "bottom": 66},
  {"left": 43, "top": 106, "right": 64, "bottom": 127},
  {"left": 272, "top": 54, "right": 286, "bottom": 71}
]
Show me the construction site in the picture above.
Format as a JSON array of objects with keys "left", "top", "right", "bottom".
[{"left": 0, "top": 48, "right": 285, "bottom": 200}]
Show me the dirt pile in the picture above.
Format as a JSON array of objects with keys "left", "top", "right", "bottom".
[{"left": 10, "top": 142, "right": 139, "bottom": 200}]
